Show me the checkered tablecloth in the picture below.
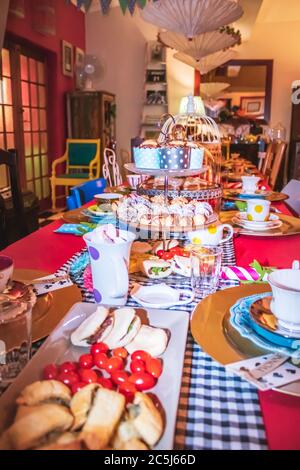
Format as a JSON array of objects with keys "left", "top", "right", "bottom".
[{"left": 59, "top": 239, "right": 267, "bottom": 450}]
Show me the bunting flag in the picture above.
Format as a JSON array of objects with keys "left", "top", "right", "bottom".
[
  {"left": 128, "top": 0, "right": 137, "bottom": 15},
  {"left": 119, "top": 0, "right": 128, "bottom": 14},
  {"left": 137, "top": 0, "right": 147, "bottom": 8},
  {"left": 100, "top": 0, "right": 112, "bottom": 14}
]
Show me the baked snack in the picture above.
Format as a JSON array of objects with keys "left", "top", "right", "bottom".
[
  {"left": 16, "top": 380, "right": 71, "bottom": 407},
  {"left": 104, "top": 307, "right": 141, "bottom": 350},
  {"left": 71, "top": 306, "right": 113, "bottom": 347},
  {"left": 80, "top": 388, "right": 125, "bottom": 450},
  {"left": 1, "top": 404, "right": 74, "bottom": 450},
  {"left": 70, "top": 383, "right": 101, "bottom": 431},
  {"left": 35, "top": 432, "right": 82, "bottom": 450},
  {"left": 142, "top": 259, "right": 172, "bottom": 279}
]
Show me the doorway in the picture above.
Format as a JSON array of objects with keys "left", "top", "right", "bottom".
[{"left": 0, "top": 41, "right": 50, "bottom": 210}]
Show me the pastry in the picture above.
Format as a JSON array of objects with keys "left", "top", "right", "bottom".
[
  {"left": 16, "top": 380, "right": 71, "bottom": 408},
  {"left": 125, "top": 325, "right": 168, "bottom": 357},
  {"left": 70, "top": 383, "right": 101, "bottom": 431}
]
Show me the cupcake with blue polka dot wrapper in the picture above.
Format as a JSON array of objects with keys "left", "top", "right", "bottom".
[
  {"left": 133, "top": 140, "right": 160, "bottom": 169},
  {"left": 158, "top": 141, "right": 191, "bottom": 170}
]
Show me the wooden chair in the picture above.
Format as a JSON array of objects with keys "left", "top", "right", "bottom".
[
  {"left": 262, "top": 142, "right": 275, "bottom": 176},
  {"left": 51, "top": 139, "right": 101, "bottom": 211},
  {"left": 0, "top": 148, "right": 28, "bottom": 248},
  {"left": 102, "top": 148, "right": 123, "bottom": 187},
  {"left": 264, "top": 142, "right": 287, "bottom": 189}
]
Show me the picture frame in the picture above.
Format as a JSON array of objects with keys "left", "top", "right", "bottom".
[
  {"left": 146, "top": 69, "right": 166, "bottom": 83},
  {"left": 75, "top": 47, "right": 85, "bottom": 69},
  {"left": 62, "top": 40, "right": 73, "bottom": 77},
  {"left": 240, "top": 96, "right": 265, "bottom": 118},
  {"left": 150, "top": 42, "right": 165, "bottom": 63},
  {"left": 146, "top": 90, "right": 167, "bottom": 105}
]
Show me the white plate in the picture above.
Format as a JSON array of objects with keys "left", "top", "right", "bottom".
[
  {"left": 0, "top": 302, "right": 189, "bottom": 451},
  {"left": 237, "top": 212, "right": 279, "bottom": 226},
  {"left": 86, "top": 204, "right": 114, "bottom": 217},
  {"left": 233, "top": 217, "right": 283, "bottom": 232},
  {"left": 94, "top": 193, "right": 122, "bottom": 201},
  {"left": 131, "top": 283, "right": 194, "bottom": 309}
]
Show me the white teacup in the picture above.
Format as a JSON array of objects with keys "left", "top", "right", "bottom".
[
  {"left": 241, "top": 176, "right": 260, "bottom": 193},
  {"left": 188, "top": 224, "right": 234, "bottom": 246},
  {"left": 246, "top": 199, "right": 271, "bottom": 222},
  {"left": 268, "top": 269, "right": 300, "bottom": 332},
  {"left": 126, "top": 174, "right": 147, "bottom": 190}
]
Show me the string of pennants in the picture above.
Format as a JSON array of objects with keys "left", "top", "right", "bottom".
[{"left": 67, "top": 0, "right": 158, "bottom": 15}]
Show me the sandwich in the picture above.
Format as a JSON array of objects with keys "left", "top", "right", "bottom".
[
  {"left": 104, "top": 307, "right": 141, "bottom": 350},
  {"left": 142, "top": 259, "right": 172, "bottom": 279},
  {"left": 16, "top": 380, "right": 71, "bottom": 408},
  {"left": 1, "top": 404, "right": 74, "bottom": 450},
  {"left": 125, "top": 325, "right": 168, "bottom": 357},
  {"left": 171, "top": 255, "right": 191, "bottom": 277},
  {"left": 152, "top": 239, "right": 179, "bottom": 254},
  {"left": 80, "top": 388, "right": 125, "bottom": 450},
  {"left": 71, "top": 306, "right": 114, "bottom": 347},
  {"left": 112, "top": 392, "right": 163, "bottom": 449}
]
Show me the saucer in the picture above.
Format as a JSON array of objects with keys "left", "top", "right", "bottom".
[
  {"left": 86, "top": 204, "right": 114, "bottom": 217},
  {"left": 249, "top": 296, "right": 300, "bottom": 348},
  {"left": 233, "top": 212, "right": 282, "bottom": 231},
  {"left": 130, "top": 283, "right": 194, "bottom": 309}
]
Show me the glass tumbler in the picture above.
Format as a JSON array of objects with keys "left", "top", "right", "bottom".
[
  {"left": 191, "top": 246, "right": 223, "bottom": 298},
  {"left": 0, "top": 296, "right": 32, "bottom": 393}
]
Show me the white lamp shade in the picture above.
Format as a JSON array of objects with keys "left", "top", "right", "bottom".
[
  {"left": 174, "top": 49, "right": 238, "bottom": 75},
  {"left": 179, "top": 95, "right": 206, "bottom": 114}
]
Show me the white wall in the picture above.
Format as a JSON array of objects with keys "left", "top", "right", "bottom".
[{"left": 86, "top": 8, "right": 146, "bottom": 164}]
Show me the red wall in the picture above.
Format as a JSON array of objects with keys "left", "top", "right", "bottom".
[{"left": 5, "top": 0, "right": 85, "bottom": 201}]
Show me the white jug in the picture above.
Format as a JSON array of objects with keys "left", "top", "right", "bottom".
[{"left": 84, "top": 227, "right": 136, "bottom": 306}]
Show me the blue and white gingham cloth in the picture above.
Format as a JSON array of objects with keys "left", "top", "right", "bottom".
[{"left": 59, "top": 239, "right": 267, "bottom": 450}]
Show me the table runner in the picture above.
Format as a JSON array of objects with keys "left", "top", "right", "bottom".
[{"left": 57, "top": 239, "right": 267, "bottom": 450}]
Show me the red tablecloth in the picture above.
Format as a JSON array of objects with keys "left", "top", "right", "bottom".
[{"left": 1, "top": 202, "right": 300, "bottom": 450}]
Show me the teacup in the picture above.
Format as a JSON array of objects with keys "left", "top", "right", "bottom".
[
  {"left": 126, "top": 174, "right": 147, "bottom": 190},
  {"left": 188, "top": 224, "right": 234, "bottom": 246},
  {"left": 268, "top": 269, "right": 300, "bottom": 332},
  {"left": 241, "top": 176, "right": 260, "bottom": 194},
  {"left": 246, "top": 199, "right": 271, "bottom": 222},
  {"left": 0, "top": 256, "right": 14, "bottom": 292}
]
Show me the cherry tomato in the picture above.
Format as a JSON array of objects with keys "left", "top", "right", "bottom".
[
  {"left": 78, "top": 368, "right": 98, "bottom": 384},
  {"left": 130, "top": 359, "right": 146, "bottom": 374},
  {"left": 43, "top": 363, "right": 58, "bottom": 380},
  {"left": 71, "top": 382, "right": 87, "bottom": 395},
  {"left": 105, "top": 356, "right": 123, "bottom": 374},
  {"left": 97, "top": 377, "right": 113, "bottom": 390},
  {"left": 79, "top": 354, "right": 94, "bottom": 369},
  {"left": 160, "top": 251, "right": 175, "bottom": 261},
  {"left": 57, "top": 371, "right": 80, "bottom": 388},
  {"left": 111, "top": 370, "right": 129, "bottom": 386},
  {"left": 93, "top": 352, "right": 108, "bottom": 369},
  {"left": 90, "top": 342, "right": 109, "bottom": 355},
  {"left": 181, "top": 250, "right": 190, "bottom": 258},
  {"left": 128, "top": 372, "right": 156, "bottom": 391},
  {"left": 130, "top": 350, "right": 151, "bottom": 363},
  {"left": 118, "top": 381, "right": 137, "bottom": 403},
  {"left": 112, "top": 347, "right": 128, "bottom": 359},
  {"left": 156, "top": 250, "right": 165, "bottom": 258},
  {"left": 145, "top": 357, "right": 163, "bottom": 379},
  {"left": 169, "top": 246, "right": 183, "bottom": 254},
  {"left": 59, "top": 361, "right": 78, "bottom": 374}
]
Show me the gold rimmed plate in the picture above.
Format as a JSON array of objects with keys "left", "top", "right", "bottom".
[
  {"left": 220, "top": 211, "right": 300, "bottom": 237},
  {"left": 190, "top": 284, "right": 300, "bottom": 397},
  {"left": 223, "top": 188, "right": 289, "bottom": 203},
  {"left": 14, "top": 269, "right": 82, "bottom": 342}
]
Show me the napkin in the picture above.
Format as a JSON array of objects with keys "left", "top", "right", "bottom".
[
  {"left": 227, "top": 353, "right": 300, "bottom": 391},
  {"left": 54, "top": 220, "right": 115, "bottom": 236},
  {"left": 33, "top": 272, "right": 73, "bottom": 296},
  {"left": 221, "top": 260, "right": 275, "bottom": 283}
]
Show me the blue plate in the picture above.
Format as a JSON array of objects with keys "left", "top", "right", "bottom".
[{"left": 230, "top": 293, "right": 300, "bottom": 355}]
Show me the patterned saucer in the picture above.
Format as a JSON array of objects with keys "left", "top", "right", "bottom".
[{"left": 230, "top": 293, "right": 300, "bottom": 355}]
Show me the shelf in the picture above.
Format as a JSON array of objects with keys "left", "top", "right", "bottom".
[
  {"left": 145, "top": 82, "right": 167, "bottom": 86},
  {"left": 125, "top": 163, "right": 209, "bottom": 178}
]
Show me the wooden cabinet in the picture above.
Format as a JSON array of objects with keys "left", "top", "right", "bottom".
[{"left": 66, "top": 91, "right": 116, "bottom": 157}]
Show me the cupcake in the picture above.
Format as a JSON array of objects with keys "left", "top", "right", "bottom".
[
  {"left": 186, "top": 142, "right": 204, "bottom": 170},
  {"left": 158, "top": 141, "right": 191, "bottom": 170},
  {"left": 133, "top": 140, "right": 160, "bottom": 169}
]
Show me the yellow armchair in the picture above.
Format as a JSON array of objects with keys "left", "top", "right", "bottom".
[{"left": 51, "top": 139, "right": 101, "bottom": 210}]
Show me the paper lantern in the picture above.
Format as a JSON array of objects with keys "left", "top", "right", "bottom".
[
  {"left": 142, "top": 0, "right": 243, "bottom": 39},
  {"left": 159, "top": 29, "right": 240, "bottom": 61},
  {"left": 174, "top": 49, "right": 237, "bottom": 75}
]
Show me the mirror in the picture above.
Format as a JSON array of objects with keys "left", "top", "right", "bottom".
[{"left": 201, "top": 59, "right": 273, "bottom": 124}]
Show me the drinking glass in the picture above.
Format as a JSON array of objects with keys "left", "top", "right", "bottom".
[
  {"left": 0, "top": 296, "right": 32, "bottom": 393},
  {"left": 191, "top": 246, "right": 223, "bottom": 298}
]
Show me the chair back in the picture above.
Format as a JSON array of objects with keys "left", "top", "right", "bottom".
[
  {"left": 102, "top": 148, "right": 123, "bottom": 187},
  {"left": 0, "top": 149, "right": 28, "bottom": 244},
  {"left": 268, "top": 142, "right": 287, "bottom": 189},
  {"left": 262, "top": 142, "right": 275, "bottom": 176},
  {"left": 70, "top": 178, "right": 107, "bottom": 208},
  {"left": 281, "top": 179, "right": 300, "bottom": 216},
  {"left": 66, "top": 139, "right": 100, "bottom": 174}
]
